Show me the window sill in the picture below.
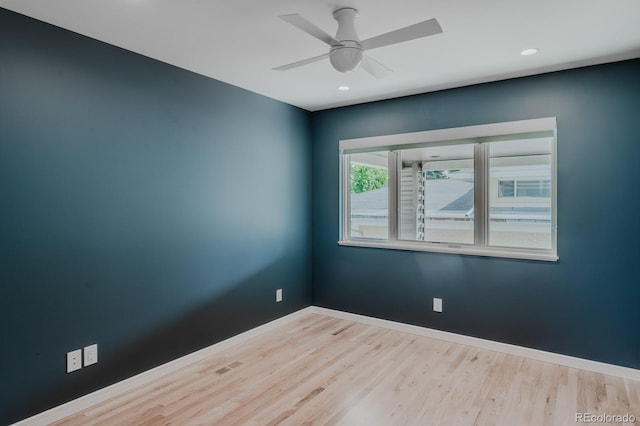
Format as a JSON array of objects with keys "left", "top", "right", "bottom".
[{"left": 338, "top": 240, "right": 559, "bottom": 262}]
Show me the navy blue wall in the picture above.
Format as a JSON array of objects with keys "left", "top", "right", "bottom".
[
  {"left": 0, "top": 9, "right": 311, "bottom": 424},
  {"left": 312, "top": 60, "right": 640, "bottom": 370}
]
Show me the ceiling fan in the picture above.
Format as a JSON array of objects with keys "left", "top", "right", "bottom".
[{"left": 273, "top": 8, "right": 442, "bottom": 78}]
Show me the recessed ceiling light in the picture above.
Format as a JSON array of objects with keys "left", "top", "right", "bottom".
[
  {"left": 338, "top": 86, "right": 350, "bottom": 91},
  {"left": 520, "top": 48, "right": 538, "bottom": 56}
]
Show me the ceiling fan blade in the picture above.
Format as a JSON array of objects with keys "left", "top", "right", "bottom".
[
  {"left": 361, "top": 54, "right": 393, "bottom": 79},
  {"left": 361, "top": 18, "right": 442, "bottom": 51},
  {"left": 279, "top": 14, "right": 341, "bottom": 46},
  {"left": 273, "top": 52, "right": 330, "bottom": 71}
]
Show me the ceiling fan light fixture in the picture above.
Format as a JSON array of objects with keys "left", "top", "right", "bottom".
[{"left": 329, "top": 45, "right": 363, "bottom": 72}]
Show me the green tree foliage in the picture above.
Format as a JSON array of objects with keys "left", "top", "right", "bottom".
[{"left": 351, "top": 165, "right": 388, "bottom": 193}]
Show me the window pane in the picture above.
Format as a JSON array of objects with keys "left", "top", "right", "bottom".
[
  {"left": 349, "top": 152, "right": 389, "bottom": 239},
  {"left": 398, "top": 145, "right": 474, "bottom": 244},
  {"left": 488, "top": 138, "right": 552, "bottom": 249}
]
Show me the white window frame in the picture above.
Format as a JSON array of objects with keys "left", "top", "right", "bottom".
[{"left": 339, "top": 118, "right": 558, "bottom": 262}]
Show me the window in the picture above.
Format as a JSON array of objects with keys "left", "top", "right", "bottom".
[
  {"left": 339, "top": 118, "right": 557, "bottom": 261},
  {"left": 488, "top": 138, "right": 553, "bottom": 251},
  {"left": 398, "top": 144, "right": 475, "bottom": 245},
  {"left": 349, "top": 152, "right": 389, "bottom": 239}
]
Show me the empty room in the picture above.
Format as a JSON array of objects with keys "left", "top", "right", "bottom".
[{"left": 1, "top": 1, "right": 639, "bottom": 425}]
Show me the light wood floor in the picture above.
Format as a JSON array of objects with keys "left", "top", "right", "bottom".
[{"left": 55, "top": 314, "right": 640, "bottom": 426}]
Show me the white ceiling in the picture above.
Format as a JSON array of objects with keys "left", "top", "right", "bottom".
[{"left": 1, "top": 0, "right": 639, "bottom": 111}]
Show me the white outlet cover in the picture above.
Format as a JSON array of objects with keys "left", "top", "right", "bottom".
[
  {"left": 433, "top": 298, "right": 443, "bottom": 313},
  {"left": 276, "top": 288, "right": 283, "bottom": 302},
  {"left": 67, "top": 349, "right": 82, "bottom": 373},
  {"left": 84, "top": 344, "right": 98, "bottom": 367}
]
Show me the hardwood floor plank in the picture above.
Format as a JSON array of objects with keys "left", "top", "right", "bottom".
[{"left": 52, "top": 314, "right": 640, "bottom": 426}]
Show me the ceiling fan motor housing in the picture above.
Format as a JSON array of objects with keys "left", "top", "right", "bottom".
[{"left": 329, "top": 8, "right": 363, "bottom": 73}]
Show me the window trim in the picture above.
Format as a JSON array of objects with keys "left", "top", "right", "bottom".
[{"left": 339, "top": 118, "right": 558, "bottom": 262}]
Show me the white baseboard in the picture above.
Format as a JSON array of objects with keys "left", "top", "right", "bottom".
[
  {"left": 12, "top": 307, "right": 314, "bottom": 426},
  {"left": 311, "top": 306, "right": 640, "bottom": 382},
  {"left": 14, "top": 305, "right": 639, "bottom": 425}
]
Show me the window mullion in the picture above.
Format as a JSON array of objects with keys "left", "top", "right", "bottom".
[
  {"left": 388, "top": 151, "right": 398, "bottom": 241},
  {"left": 342, "top": 153, "right": 351, "bottom": 240},
  {"left": 474, "top": 143, "right": 487, "bottom": 249}
]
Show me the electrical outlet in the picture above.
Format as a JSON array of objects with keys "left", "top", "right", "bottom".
[
  {"left": 276, "top": 288, "right": 283, "bottom": 302},
  {"left": 84, "top": 344, "right": 98, "bottom": 367},
  {"left": 433, "top": 298, "right": 443, "bottom": 313},
  {"left": 67, "top": 349, "right": 82, "bottom": 373}
]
